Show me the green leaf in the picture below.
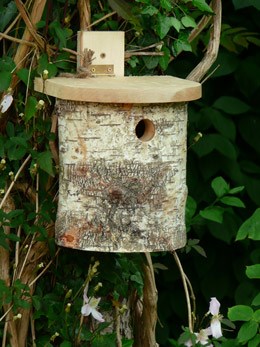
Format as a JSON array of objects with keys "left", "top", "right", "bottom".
[
  {"left": 0, "top": 71, "right": 12, "bottom": 92},
  {"left": 170, "top": 17, "right": 181, "bottom": 32},
  {"left": 37, "top": 151, "right": 54, "bottom": 176},
  {"left": 192, "top": 134, "right": 237, "bottom": 160},
  {"left": 232, "top": 0, "right": 260, "bottom": 10},
  {"left": 24, "top": 96, "right": 38, "bottom": 122},
  {"left": 181, "top": 16, "right": 197, "bottom": 28},
  {"left": 236, "top": 208, "right": 260, "bottom": 241},
  {"left": 141, "top": 5, "right": 158, "bottom": 15},
  {"left": 252, "top": 309, "right": 260, "bottom": 323},
  {"left": 246, "top": 264, "right": 260, "bottom": 279},
  {"left": 173, "top": 35, "right": 192, "bottom": 55},
  {"left": 10, "top": 136, "right": 28, "bottom": 148},
  {"left": 130, "top": 272, "right": 143, "bottom": 285},
  {"left": 209, "top": 108, "right": 236, "bottom": 141},
  {"left": 0, "top": 56, "right": 16, "bottom": 72},
  {"left": 159, "top": 46, "right": 171, "bottom": 71},
  {"left": 0, "top": 1, "right": 17, "bottom": 32},
  {"left": 156, "top": 14, "right": 172, "bottom": 39},
  {"left": 211, "top": 176, "right": 229, "bottom": 198},
  {"left": 200, "top": 206, "right": 224, "bottom": 223},
  {"left": 60, "top": 342, "right": 73, "bottom": 347},
  {"left": 239, "top": 116, "right": 260, "bottom": 154},
  {"left": 228, "top": 305, "right": 254, "bottom": 321},
  {"left": 142, "top": 56, "right": 159, "bottom": 69},
  {"left": 160, "top": 0, "right": 172, "bottom": 11},
  {"left": 192, "top": 244, "right": 207, "bottom": 257},
  {"left": 229, "top": 186, "right": 244, "bottom": 194},
  {"left": 122, "top": 339, "right": 134, "bottom": 347},
  {"left": 5, "top": 233, "right": 20, "bottom": 242},
  {"left": 237, "top": 320, "right": 258, "bottom": 344},
  {"left": 192, "top": 0, "right": 214, "bottom": 13},
  {"left": 49, "top": 20, "right": 67, "bottom": 49},
  {"left": 220, "top": 196, "right": 245, "bottom": 208},
  {"left": 37, "top": 54, "right": 57, "bottom": 78},
  {"left": 17, "top": 68, "right": 30, "bottom": 86},
  {"left": 248, "top": 334, "right": 260, "bottom": 347},
  {"left": 108, "top": 0, "right": 141, "bottom": 31},
  {"left": 252, "top": 293, "right": 260, "bottom": 306},
  {"left": 213, "top": 96, "right": 251, "bottom": 115}
]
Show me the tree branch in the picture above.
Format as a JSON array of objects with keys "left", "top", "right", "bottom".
[{"left": 186, "top": 0, "right": 222, "bottom": 82}]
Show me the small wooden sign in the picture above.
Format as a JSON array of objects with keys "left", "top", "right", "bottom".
[{"left": 77, "top": 31, "right": 125, "bottom": 76}]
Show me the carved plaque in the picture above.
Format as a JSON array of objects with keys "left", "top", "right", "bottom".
[{"left": 55, "top": 100, "right": 187, "bottom": 252}]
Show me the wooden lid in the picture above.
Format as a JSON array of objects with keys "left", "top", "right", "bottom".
[{"left": 34, "top": 76, "right": 201, "bottom": 103}]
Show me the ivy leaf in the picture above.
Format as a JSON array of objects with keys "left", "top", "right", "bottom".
[
  {"left": 108, "top": 0, "right": 141, "bottom": 31},
  {"left": 170, "top": 17, "right": 181, "bottom": 32},
  {"left": 181, "top": 16, "right": 197, "bottom": 28},
  {"left": 160, "top": 0, "right": 172, "bottom": 11},
  {"left": 17, "top": 68, "right": 30, "bottom": 86},
  {"left": 37, "top": 151, "right": 54, "bottom": 176},
  {"left": 141, "top": 5, "right": 158, "bottom": 16},
  {"left": 156, "top": 15, "right": 172, "bottom": 39},
  {"left": 173, "top": 33, "right": 192, "bottom": 55},
  {"left": 0, "top": 1, "right": 17, "bottom": 32},
  {"left": 220, "top": 196, "right": 245, "bottom": 208},
  {"left": 49, "top": 20, "right": 67, "bottom": 49},
  {"left": 24, "top": 96, "right": 38, "bottom": 122},
  {"left": 159, "top": 46, "right": 171, "bottom": 70},
  {"left": 0, "top": 71, "right": 12, "bottom": 92},
  {"left": 193, "top": 0, "right": 214, "bottom": 13}
]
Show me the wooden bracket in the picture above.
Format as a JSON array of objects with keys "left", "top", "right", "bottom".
[{"left": 77, "top": 31, "right": 125, "bottom": 76}]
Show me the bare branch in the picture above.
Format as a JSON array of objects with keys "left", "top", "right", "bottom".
[{"left": 186, "top": 0, "right": 222, "bottom": 82}]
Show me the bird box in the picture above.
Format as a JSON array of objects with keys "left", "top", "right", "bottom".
[{"left": 34, "top": 32, "right": 201, "bottom": 252}]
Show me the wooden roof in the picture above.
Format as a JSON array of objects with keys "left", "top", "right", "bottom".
[{"left": 34, "top": 76, "right": 201, "bottom": 103}]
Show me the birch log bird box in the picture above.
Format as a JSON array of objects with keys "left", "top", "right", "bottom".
[{"left": 34, "top": 31, "right": 201, "bottom": 252}]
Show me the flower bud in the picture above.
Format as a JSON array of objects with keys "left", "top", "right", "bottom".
[{"left": 43, "top": 70, "right": 49, "bottom": 80}]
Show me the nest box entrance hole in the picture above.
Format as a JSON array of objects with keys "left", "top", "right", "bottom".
[{"left": 135, "top": 119, "right": 155, "bottom": 142}]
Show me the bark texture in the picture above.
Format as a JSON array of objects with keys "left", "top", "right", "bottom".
[{"left": 55, "top": 101, "right": 187, "bottom": 252}]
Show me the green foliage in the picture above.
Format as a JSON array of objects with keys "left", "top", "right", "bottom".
[{"left": 0, "top": 0, "right": 260, "bottom": 346}]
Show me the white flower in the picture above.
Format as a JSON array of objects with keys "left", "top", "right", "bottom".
[
  {"left": 0, "top": 94, "right": 13, "bottom": 113},
  {"left": 184, "top": 328, "right": 212, "bottom": 347},
  {"left": 209, "top": 297, "right": 222, "bottom": 338},
  {"left": 81, "top": 284, "right": 104, "bottom": 323}
]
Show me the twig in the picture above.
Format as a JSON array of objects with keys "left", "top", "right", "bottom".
[
  {"left": 125, "top": 51, "right": 164, "bottom": 59},
  {"left": 0, "top": 154, "right": 31, "bottom": 210},
  {"left": 115, "top": 306, "right": 122, "bottom": 347},
  {"left": 17, "top": 173, "right": 39, "bottom": 280},
  {"left": 12, "top": 225, "right": 22, "bottom": 285},
  {"left": 186, "top": 0, "right": 222, "bottom": 82},
  {"left": 30, "top": 313, "right": 36, "bottom": 347},
  {"left": 0, "top": 32, "right": 36, "bottom": 47},
  {"left": 85, "top": 11, "right": 117, "bottom": 29},
  {"left": 14, "top": 0, "right": 45, "bottom": 51},
  {"left": 172, "top": 250, "right": 193, "bottom": 332},
  {"left": 78, "top": 0, "right": 91, "bottom": 30},
  {"left": 188, "top": 10, "right": 212, "bottom": 44},
  {"left": 29, "top": 248, "right": 60, "bottom": 287}
]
